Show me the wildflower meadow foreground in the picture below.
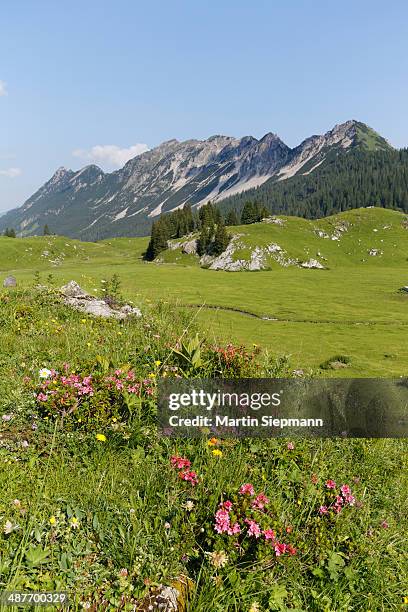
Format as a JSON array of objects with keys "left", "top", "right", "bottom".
[{"left": 0, "top": 285, "right": 407, "bottom": 611}]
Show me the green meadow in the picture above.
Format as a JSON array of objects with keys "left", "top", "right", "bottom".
[
  {"left": 0, "top": 207, "right": 407, "bottom": 610},
  {"left": 1, "top": 207, "right": 407, "bottom": 377}
]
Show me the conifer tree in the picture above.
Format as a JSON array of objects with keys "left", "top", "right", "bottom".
[
  {"left": 144, "top": 220, "right": 169, "bottom": 260},
  {"left": 225, "top": 209, "right": 239, "bottom": 226},
  {"left": 240, "top": 201, "right": 256, "bottom": 224},
  {"left": 212, "top": 222, "right": 230, "bottom": 255},
  {"left": 259, "top": 205, "right": 270, "bottom": 219},
  {"left": 197, "top": 224, "right": 211, "bottom": 256}
]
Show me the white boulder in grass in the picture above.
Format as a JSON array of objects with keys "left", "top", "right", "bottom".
[
  {"left": 301, "top": 259, "right": 325, "bottom": 269},
  {"left": 60, "top": 281, "right": 141, "bottom": 319}
]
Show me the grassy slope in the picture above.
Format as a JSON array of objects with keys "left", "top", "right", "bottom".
[
  {"left": 0, "top": 289, "right": 406, "bottom": 609},
  {"left": 1, "top": 208, "right": 407, "bottom": 376}
]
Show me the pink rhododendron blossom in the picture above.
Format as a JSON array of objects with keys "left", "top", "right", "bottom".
[
  {"left": 287, "top": 442, "right": 295, "bottom": 450},
  {"left": 319, "top": 505, "right": 328, "bottom": 515},
  {"left": 215, "top": 507, "right": 230, "bottom": 534},
  {"left": 340, "top": 484, "right": 351, "bottom": 496},
  {"left": 170, "top": 456, "right": 191, "bottom": 469},
  {"left": 252, "top": 492, "right": 269, "bottom": 510},
  {"left": 127, "top": 385, "right": 140, "bottom": 393},
  {"left": 178, "top": 470, "right": 198, "bottom": 486},
  {"left": 263, "top": 529, "right": 276, "bottom": 540},
  {"left": 227, "top": 522, "right": 241, "bottom": 535},
  {"left": 239, "top": 483, "right": 255, "bottom": 496},
  {"left": 325, "top": 479, "right": 336, "bottom": 489},
  {"left": 37, "top": 392, "right": 48, "bottom": 402},
  {"left": 245, "top": 519, "right": 261, "bottom": 538},
  {"left": 345, "top": 494, "right": 355, "bottom": 506},
  {"left": 274, "top": 542, "right": 287, "bottom": 556}
]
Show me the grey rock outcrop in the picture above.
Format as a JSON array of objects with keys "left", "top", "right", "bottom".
[
  {"left": 167, "top": 236, "right": 197, "bottom": 255},
  {"left": 182, "top": 239, "right": 198, "bottom": 255},
  {"left": 3, "top": 276, "right": 17, "bottom": 288},
  {"left": 262, "top": 216, "right": 285, "bottom": 225},
  {"left": 203, "top": 236, "right": 299, "bottom": 271},
  {"left": 301, "top": 259, "right": 325, "bottom": 269},
  {"left": 60, "top": 281, "right": 141, "bottom": 319}
]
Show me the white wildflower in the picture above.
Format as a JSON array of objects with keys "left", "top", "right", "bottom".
[{"left": 39, "top": 368, "right": 52, "bottom": 379}]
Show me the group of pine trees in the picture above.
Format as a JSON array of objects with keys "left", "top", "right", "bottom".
[
  {"left": 144, "top": 204, "right": 195, "bottom": 260},
  {"left": 239, "top": 201, "right": 270, "bottom": 224},
  {"left": 196, "top": 202, "right": 230, "bottom": 256},
  {"left": 223, "top": 203, "right": 271, "bottom": 226},
  {"left": 144, "top": 202, "right": 231, "bottom": 260},
  {"left": 2, "top": 225, "right": 51, "bottom": 238},
  {"left": 3, "top": 228, "right": 16, "bottom": 237}
]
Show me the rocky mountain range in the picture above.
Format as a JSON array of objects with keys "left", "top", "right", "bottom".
[{"left": 0, "top": 121, "right": 392, "bottom": 239}]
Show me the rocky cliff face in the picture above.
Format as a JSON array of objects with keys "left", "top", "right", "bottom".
[{"left": 0, "top": 120, "right": 391, "bottom": 239}]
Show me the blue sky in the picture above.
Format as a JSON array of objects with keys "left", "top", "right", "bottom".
[{"left": 1, "top": 0, "right": 408, "bottom": 213}]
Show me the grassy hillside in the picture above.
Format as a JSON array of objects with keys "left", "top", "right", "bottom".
[
  {"left": 164, "top": 208, "right": 408, "bottom": 268},
  {"left": 1, "top": 208, "right": 407, "bottom": 377},
  {"left": 0, "top": 235, "right": 149, "bottom": 270}
]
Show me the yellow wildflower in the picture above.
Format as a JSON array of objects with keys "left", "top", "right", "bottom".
[
  {"left": 212, "top": 449, "right": 223, "bottom": 457},
  {"left": 49, "top": 515, "right": 56, "bottom": 525},
  {"left": 96, "top": 433, "right": 107, "bottom": 442}
]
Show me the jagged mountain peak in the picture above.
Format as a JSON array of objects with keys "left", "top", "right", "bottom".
[
  {"left": 276, "top": 119, "right": 392, "bottom": 181},
  {"left": 48, "top": 166, "right": 74, "bottom": 183},
  {"left": 331, "top": 119, "right": 359, "bottom": 132},
  {"left": 53, "top": 165, "right": 70, "bottom": 175},
  {"left": 259, "top": 132, "right": 283, "bottom": 143},
  {"left": 71, "top": 164, "right": 104, "bottom": 179},
  {"left": 322, "top": 119, "right": 391, "bottom": 151}
]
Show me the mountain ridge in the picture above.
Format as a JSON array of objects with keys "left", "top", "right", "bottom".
[{"left": 0, "top": 120, "right": 394, "bottom": 239}]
